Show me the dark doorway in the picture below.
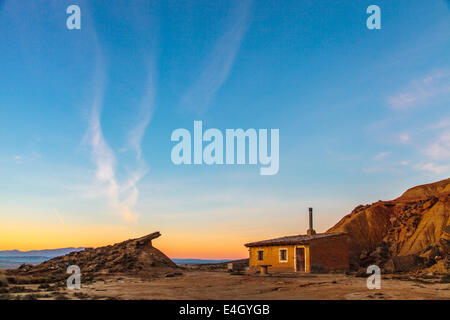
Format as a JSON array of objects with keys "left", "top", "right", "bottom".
[{"left": 296, "top": 247, "right": 305, "bottom": 272}]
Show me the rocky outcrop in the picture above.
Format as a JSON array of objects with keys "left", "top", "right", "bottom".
[
  {"left": 6, "top": 232, "right": 177, "bottom": 280},
  {"left": 328, "top": 203, "right": 394, "bottom": 259},
  {"left": 440, "top": 225, "right": 450, "bottom": 271},
  {"left": 327, "top": 178, "right": 450, "bottom": 273},
  {"left": 396, "top": 178, "right": 450, "bottom": 200}
]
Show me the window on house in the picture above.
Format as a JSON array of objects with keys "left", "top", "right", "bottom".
[
  {"left": 257, "top": 250, "right": 264, "bottom": 261},
  {"left": 279, "top": 249, "right": 287, "bottom": 262}
]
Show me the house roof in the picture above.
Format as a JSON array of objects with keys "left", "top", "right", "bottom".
[{"left": 244, "top": 232, "right": 347, "bottom": 247}]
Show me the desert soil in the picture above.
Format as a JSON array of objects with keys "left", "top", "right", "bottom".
[{"left": 4, "top": 270, "right": 448, "bottom": 300}]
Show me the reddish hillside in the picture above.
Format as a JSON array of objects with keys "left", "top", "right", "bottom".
[{"left": 327, "top": 178, "right": 450, "bottom": 273}]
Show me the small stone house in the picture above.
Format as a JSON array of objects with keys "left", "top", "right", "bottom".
[{"left": 244, "top": 208, "right": 349, "bottom": 273}]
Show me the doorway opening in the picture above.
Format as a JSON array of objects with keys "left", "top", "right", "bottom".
[{"left": 296, "top": 247, "right": 306, "bottom": 272}]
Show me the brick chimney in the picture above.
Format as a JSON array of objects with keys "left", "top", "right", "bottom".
[{"left": 307, "top": 207, "right": 316, "bottom": 235}]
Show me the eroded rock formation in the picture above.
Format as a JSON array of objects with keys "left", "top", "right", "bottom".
[
  {"left": 327, "top": 178, "right": 450, "bottom": 273},
  {"left": 6, "top": 232, "right": 177, "bottom": 281}
]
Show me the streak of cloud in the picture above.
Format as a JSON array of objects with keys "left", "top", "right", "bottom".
[
  {"left": 373, "top": 151, "right": 391, "bottom": 161},
  {"left": 398, "top": 133, "right": 410, "bottom": 144},
  {"left": 127, "top": 62, "right": 157, "bottom": 160},
  {"left": 414, "top": 162, "right": 450, "bottom": 175},
  {"left": 116, "top": 61, "right": 157, "bottom": 222},
  {"left": 13, "top": 155, "right": 23, "bottom": 164},
  {"left": 426, "top": 131, "right": 450, "bottom": 160},
  {"left": 180, "top": 0, "right": 252, "bottom": 113},
  {"left": 387, "top": 71, "right": 450, "bottom": 110},
  {"left": 80, "top": 2, "right": 159, "bottom": 223},
  {"left": 54, "top": 209, "right": 66, "bottom": 227},
  {"left": 85, "top": 47, "right": 152, "bottom": 223},
  {"left": 85, "top": 49, "right": 121, "bottom": 216}
]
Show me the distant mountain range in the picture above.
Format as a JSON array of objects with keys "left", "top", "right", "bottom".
[
  {"left": 0, "top": 247, "right": 87, "bottom": 269},
  {"left": 0, "top": 247, "right": 86, "bottom": 258},
  {"left": 0, "top": 246, "right": 232, "bottom": 269}
]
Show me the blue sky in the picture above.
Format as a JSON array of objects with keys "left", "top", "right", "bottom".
[{"left": 0, "top": 0, "right": 449, "bottom": 258}]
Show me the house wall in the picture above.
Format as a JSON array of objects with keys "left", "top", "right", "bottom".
[
  {"left": 247, "top": 235, "right": 349, "bottom": 273},
  {"left": 309, "top": 235, "right": 349, "bottom": 272},
  {"left": 248, "top": 245, "right": 297, "bottom": 272}
]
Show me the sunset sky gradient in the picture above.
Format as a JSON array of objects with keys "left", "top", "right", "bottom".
[{"left": 0, "top": 0, "right": 449, "bottom": 259}]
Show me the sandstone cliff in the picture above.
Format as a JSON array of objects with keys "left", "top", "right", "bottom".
[{"left": 327, "top": 178, "right": 450, "bottom": 273}]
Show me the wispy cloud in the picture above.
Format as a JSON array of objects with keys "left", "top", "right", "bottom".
[
  {"left": 84, "top": 46, "right": 156, "bottom": 223},
  {"left": 373, "top": 151, "right": 391, "bottom": 161},
  {"left": 13, "top": 155, "right": 23, "bottom": 164},
  {"left": 401, "top": 120, "right": 450, "bottom": 176},
  {"left": 84, "top": 51, "right": 123, "bottom": 217},
  {"left": 388, "top": 71, "right": 450, "bottom": 110},
  {"left": 54, "top": 209, "right": 66, "bottom": 227},
  {"left": 117, "top": 71, "right": 156, "bottom": 222},
  {"left": 425, "top": 130, "right": 450, "bottom": 160},
  {"left": 12, "top": 152, "right": 41, "bottom": 164},
  {"left": 126, "top": 63, "right": 156, "bottom": 160},
  {"left": 414, "top": 162, "right": 450, "bottom": 174},
  {"left": 398, "top": 133, "right": 411, "bottom": 144},
  {"left": 363, "top": 163, "right": 403, "bottom": 174},
  {"left": 78, "top": 2, "right": 159, "bottom": 223},
  {"left": 430, "top": 117, "right": 450, "bottom": 130},
  {"left": 180, "top": 0, "right": 252, "bottom": 113}
]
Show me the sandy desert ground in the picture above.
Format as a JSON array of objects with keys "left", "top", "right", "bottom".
[{"left": 1, "top": 270, "right": 449, "bottom": 300}]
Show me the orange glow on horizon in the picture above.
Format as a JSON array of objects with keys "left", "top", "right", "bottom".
[{"left": 0, "top": 222, "right": 249, "bottom": 260}]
